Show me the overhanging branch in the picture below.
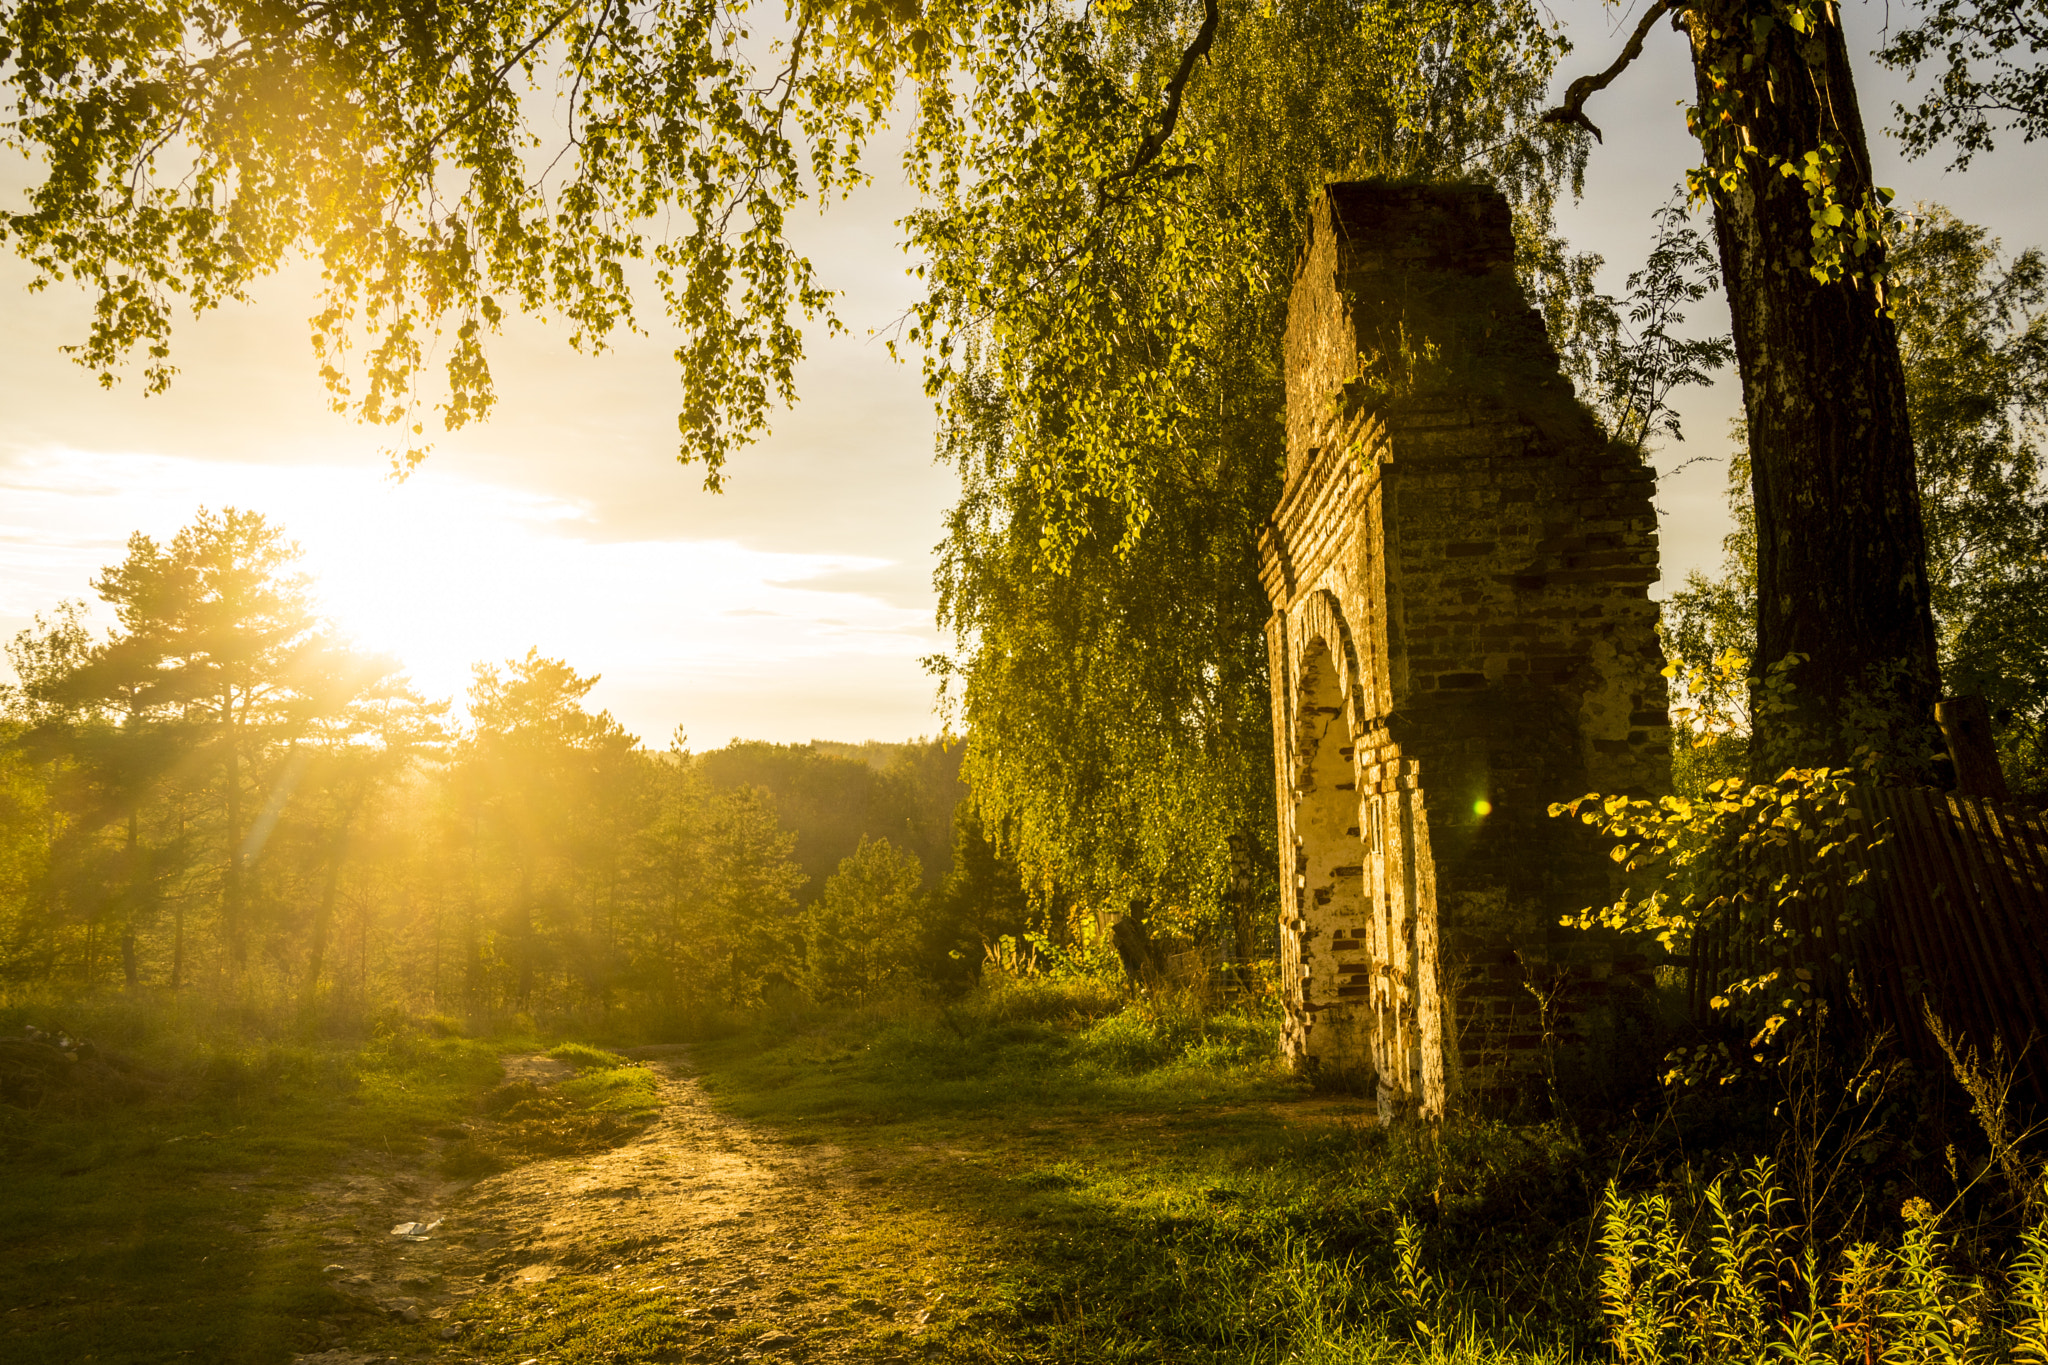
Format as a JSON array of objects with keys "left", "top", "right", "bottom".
[
  {"left": 1541, "top": 0, "right": 1675, "bottom": 143},
  {"left": 1104, "top": 0, "right": 1220, "bottom": 188}
]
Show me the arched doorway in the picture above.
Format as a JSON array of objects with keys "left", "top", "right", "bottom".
[{"left": 1284, "top": 641, "right": 1376, "bottom": 1084}]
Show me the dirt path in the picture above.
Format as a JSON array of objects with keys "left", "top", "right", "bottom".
[{"left": 295, "top": 1047, "right": 945, "bottom": 1365}]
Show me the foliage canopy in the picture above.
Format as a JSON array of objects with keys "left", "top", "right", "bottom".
[
  {"left": 920, "top": 0, "right": 1596, "bottom": 938},
  {"left": 1663, "top": 205, "right": 2048, "bottom": 795}
]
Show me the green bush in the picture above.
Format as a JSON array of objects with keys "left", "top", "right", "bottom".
[
  {"left": 545, "top": 1040, "right": 631, "bottom": 1070},
  {"left": 972, "top": 973, "right": 1120, "bottom": 1025}
]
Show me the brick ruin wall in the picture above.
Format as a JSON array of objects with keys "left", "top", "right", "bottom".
[{"left": 1258, "top": 183, "right": 1671, "bottom": 1119}]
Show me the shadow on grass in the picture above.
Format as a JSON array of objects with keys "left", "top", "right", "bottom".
[
  {"left": 0, "top": 991, "right": 505, "bottom": 1364},
  {"left": 689, "top": 983, "right": 1605, "bottom": 1364}
]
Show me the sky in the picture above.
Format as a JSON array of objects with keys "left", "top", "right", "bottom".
[{"left": 3, "top": 2, "right": 2045, "bottom": 748}]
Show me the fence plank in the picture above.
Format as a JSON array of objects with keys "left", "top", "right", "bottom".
[
  {"left": 1688, "top": 785, "right": 2048, "bottom": 1102},
  {"left": 1955, "top": 796, "right": 2048, "bottom": 1035}
]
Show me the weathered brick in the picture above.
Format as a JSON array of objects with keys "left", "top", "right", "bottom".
[{"left": 1260, "top": 182, "right": 1670, "bottom": 1121}]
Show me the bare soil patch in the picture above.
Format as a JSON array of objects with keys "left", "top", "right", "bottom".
[{"left": 296, "top": 1046, "right": 940, "bottom": 1364}]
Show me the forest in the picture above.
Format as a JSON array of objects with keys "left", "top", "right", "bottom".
[
  {"left": 3, "top": 0, "right": 2048, "bottom": 1363},
  {"left": 0, "top": 515, "right": 1021, "bottom": 1018}
]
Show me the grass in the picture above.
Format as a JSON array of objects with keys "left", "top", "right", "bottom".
[
  {"left": 547, "top": 1040, "right": 634, "bottom": 1070},
  {"left": 454, "top": 1275, "right": 709, "bottom": 1362},
  {"left": 678, "top": 984, "right": 2048, "bottom": 1363},
  {"left": 0, "top": 989, "right": 508, "bottom": 1363},
  {"left": 7, "top": 977, "right": 2036, "bottom": 1363},
  {"left": 441, "top": 1042, "right": 663, "bottom": 1177},
  {"left": 0, "top": 985, "right": 688, "bottom": 1364},
  {"left": 558, "top": 1059, "right": 661, "bottom": 1119},
  {"left": 681, "top": 981, "right": 1604, "bottom": 1363}
]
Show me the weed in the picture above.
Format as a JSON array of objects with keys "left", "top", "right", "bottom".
[
  {"left": 8, "top": 970, "right": 2046, "bottom": 1365},
  {"left": 442, "top": 1062, "right": 660, "bottom": 1176},
  {"left": 1593, "top": 1161, "right": 2048, "bottom": 1362},
  {"left": 546, "top": 1040, "right": 633, "bottom": 1070},
  {"left": 448, "top": 1273, "right": 697, "bottom": 1361},
  {"left": 1927, "top": 1006, "right": 2041, "bottom": 1210},
  {"left": 690, "top": 986, "right": 1602, "bottom": 1361}
]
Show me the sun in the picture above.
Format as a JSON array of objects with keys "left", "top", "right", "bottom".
[
  {"left": 3, "top": 446, "right": 935, "bottom": 743},
  {"left": 271, "top": 466, "right": 926, "bottom": 722}
]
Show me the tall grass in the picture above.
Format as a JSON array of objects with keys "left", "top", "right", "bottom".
[
  {"left": 0, "top": 985, "right": 512, "bottom": 1363},
  {"left": 1593, "top": 1159, "right": 2048, "bottom": 1363},
  {"left": 692, "top": 975, "right": 1608, "bottom": 1360},
  {"left": 0, "top": 979, "right": 509, "bottom": 1110}
]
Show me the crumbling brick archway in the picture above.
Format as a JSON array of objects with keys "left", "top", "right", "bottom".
[{"left": 1262, "top": 183, "right": 1671, "bottom": 1120}]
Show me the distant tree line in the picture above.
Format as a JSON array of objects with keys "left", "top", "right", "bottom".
[{"left": 0, "top": 510, "right": 1029, "bottom": 1019}]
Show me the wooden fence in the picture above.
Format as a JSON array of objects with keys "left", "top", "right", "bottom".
[{"left": 1689, "top": 787, "right": 2048, "bottom": 1095}]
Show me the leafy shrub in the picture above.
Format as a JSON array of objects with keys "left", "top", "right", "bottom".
[{"left": 1553, "top": 763, "right": 1883, "bottom": 1068}]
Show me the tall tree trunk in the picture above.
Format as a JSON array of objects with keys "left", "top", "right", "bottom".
[
  {"left": 1225, "top": 830, "right": 1257, "bottom": 997},
  {"left": 516, "top": 865, "right": 536, "bottom": 1009},
  {"left": 41, "top": 761, "right": 59, "bottom": 982},
  {"left": 1685, "top": 1, "right": 1943, "bottom": 776},
  {"left": 465, "top": 814, "right": 484, "bottom": 1010},
  {"left": 122, "top": 810, "right": 141, "bottom": 989},
  {"left": 171, "top": 807, "right": 187, "bottom": 988},
  {"left": 358, "top": 890, "right": 368, "bottom": 999},
  {"left": 464, "top": 898, "right": 483, "bottom": 1009},
  {"left": 300, "top": 824, "right": 348, "bottom": 1015},
  {"left": 171, "top": 899, "right": 186, "bottom": 988},
  {"left": 223, "top": 695, "right": 247, "bottom": 970}
]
